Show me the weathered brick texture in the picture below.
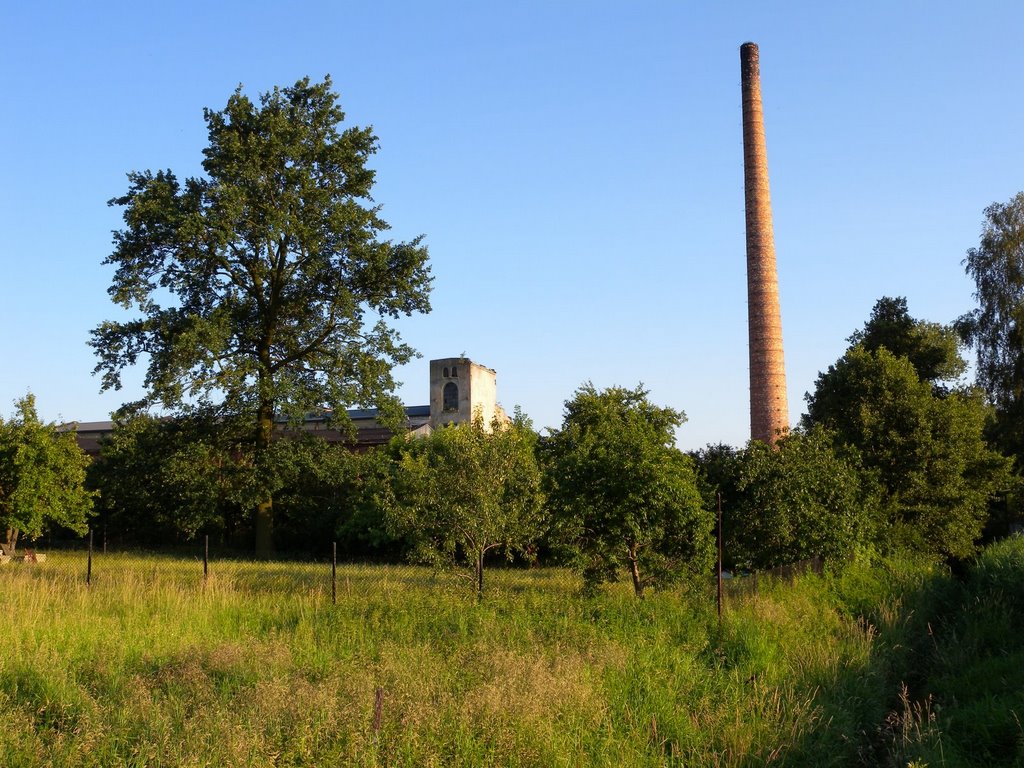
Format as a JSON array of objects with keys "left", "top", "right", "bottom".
[{"left": 741, "top": 42, "right": 789, "bottom": 445}]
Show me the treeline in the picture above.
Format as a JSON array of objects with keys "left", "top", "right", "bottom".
[
  {"left": 700, "top": 295, "right": 1016, "bottom": 571},
  {"left": 78, "top": 289, "right": 1017, "bottom": 596},
  {"left": 82, "top": 388, "right": 712, "bottom": 599},
  {"left": 3, "top": 282, "right": 1023, "bottom": 599},
  {"left": 3, "top": 77, "right": 1024, "bottom": 596}
]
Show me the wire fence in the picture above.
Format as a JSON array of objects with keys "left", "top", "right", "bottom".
[{"left": 1, "top": 530, "right": 824, "bottom": 611}]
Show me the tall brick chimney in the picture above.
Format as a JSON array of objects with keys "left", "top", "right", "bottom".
[{"left": 740, "top": 42, "right": 789, "bottom": 445}]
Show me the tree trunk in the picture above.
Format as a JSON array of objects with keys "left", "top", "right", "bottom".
[
  {"left": 253, "top": 395, "right": 275, "bottom": 559},
  {"left": 476, "top": 550, "right": 484, "bottom": 601},
  {"left": 628, "top": 547, "right": 644, "bottom": 599},
  {"left": 3, "top": 527, "right": 18, "bottom": 555}
]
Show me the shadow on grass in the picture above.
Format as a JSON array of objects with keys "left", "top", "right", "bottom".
[{"left": 783, "top": 539, "right": 1024, "bottom": 767}]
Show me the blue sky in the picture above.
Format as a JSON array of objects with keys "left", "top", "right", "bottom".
[{"left": 2, "top": 1, "right": 1023, "bottom": 450}]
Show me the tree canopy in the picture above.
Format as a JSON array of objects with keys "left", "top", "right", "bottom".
[
  {"left": 90, "top": 413, "right": 257, "bottom": 546},
  {"left": 959, "top": 192, "right": 1024, "bottom": 454},
  {"left": 92, "top": 411, "right": 410, "bottom": 556},
  {"left": 0, "top": 395, "right": 94, "bottom": 554},
  {"left": 804, "top": 346, "right": 1013, "bottom": 558},
  {"left": 90, "top": 76, "right": 432, "bottom": 555},
  {"left": 849, "top": 296, "right": 965, "bottom": 386},
  {"left": 692, "top": 428, "right": 876, "bottom": 571},
  {"left": 543, "top": 384, "right": 713, "bottom": 597}
]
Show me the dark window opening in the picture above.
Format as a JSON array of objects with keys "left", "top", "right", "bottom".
[{"left": 443, "top": 382, "right": 459, "bottom": 412}]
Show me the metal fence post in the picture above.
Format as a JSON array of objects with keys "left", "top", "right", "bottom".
[
  {"left": 332, "top": 542, "right": 337, "bottom": 605},
  {"left": 203, "top": 535, "right": 209, "bottom": 581}
]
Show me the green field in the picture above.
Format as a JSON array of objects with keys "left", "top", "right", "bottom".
[{"left": 1, "top": 543, "right": 1021, "bottom": 767}]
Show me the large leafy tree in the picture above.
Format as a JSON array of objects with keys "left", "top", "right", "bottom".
[
  {"left": 543, "top": 384, "right": 713, "bottom": 598},
  {"left": 805, "top": 346, "right": 1013, "bottom": 558},
  {"left": 388, "top": 412, "right": 545, "bottom": 598},
  {"left": 959, "top": 192, "right": 1024, "bottom": 455},
  {"left": 0, "top": 394, "right": 94, "bottom": 554},
  {"left": 90, "top": 77, "right": 432, "bottom": 556}
]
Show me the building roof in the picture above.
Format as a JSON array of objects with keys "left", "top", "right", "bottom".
[
  {"left": 63, "top": 404, "right": 433, "bottom": 456},
  {"left": 299, "top": 404, "right": 431, "bottom": 423}
]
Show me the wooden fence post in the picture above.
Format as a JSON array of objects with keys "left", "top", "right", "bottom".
[{"left": 717, "top": 493, "right": 723, "bottom": 625}]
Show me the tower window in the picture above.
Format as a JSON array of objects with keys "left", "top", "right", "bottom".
[
  {"left": 443, "top": 367, "right": 449, "bottom": 378},
  {"left": 452, "top": 365, "right": 458, "bottom": 377},
  {"left": 443, "top": 382, "right": 458, "bottom": 412}
]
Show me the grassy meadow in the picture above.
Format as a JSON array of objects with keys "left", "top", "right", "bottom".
[{"left": 1, "top": 542, "right": 1022, "bottom": 767}]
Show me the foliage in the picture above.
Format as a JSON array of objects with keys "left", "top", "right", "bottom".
[
  {"left": 273, "top": 440, "right": 410, "bottom": 558},
  {"left": 804, "top": 346, "right": 1014, "bottom": 558},
  {"left": 853, "top": 537, "right": 1024, "bottom": 767},
  {"left": 959, "top": 192, "right": 1024, "bottom": 461},
  {"left": 388, "top": 412, "right": 545, "bottom": 597},
  {"left": 920, "top": 536, "right": 1024, "bottom": 766},
  {"left": 959, "top": 192, "right": 1024, "bottom": 407},
  {"left": 91, "top": 412, "right": 257, "bottom": 545},
  {"left": 849, "top": 296, "right": 966, "bottom": 386},
  {"left": 692, "top": 428, "right": 877, "bottom": 571},
  {"left": 91, "top": 412, "right": 406, "bottom": 556},
  {"left": 90, "top": 76, "right": 432, "bottom": 555},
  {"left": 334, "top": 447, "right": 414, "bottom": 559},
  {"left": 543, "top": 384, "right": 714, "bottom": 597},
  {"left": 0, "top": 394, "right": 94, "bottom": 553}
]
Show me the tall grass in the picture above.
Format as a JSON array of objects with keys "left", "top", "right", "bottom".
[
  {"left": 894, "top": 537, "right": 1024, "bottom": 767},
  {"left": 0, "top": 546, "right": 1015, "bottom": 766}
]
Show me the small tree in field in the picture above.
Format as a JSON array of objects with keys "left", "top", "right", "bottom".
[
  {"left": 543, "top": 384, "right": 713, "bottom": 598},
  {"left": 0, "top": 394, "right": 94, "bottom": 553},
  {"left": 692, "top": 428, "right": 877, "bottom": 571},
  {"left": 389, "top": 412, "right": 545, "bottom": 598}
]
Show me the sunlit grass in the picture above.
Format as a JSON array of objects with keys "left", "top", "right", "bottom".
[{"left": 2, "top": 547, "right": 1012, "bottom": 766}]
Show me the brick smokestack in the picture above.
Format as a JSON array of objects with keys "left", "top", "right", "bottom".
[{"left": 740, "top": 42, "right": 789, "bottom": 445}]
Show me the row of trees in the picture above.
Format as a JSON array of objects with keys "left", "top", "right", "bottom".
[
  {"left": 2, "top": 290, "right": 1021, "bottom": 595},
  {"left": 66, "top": 285, "right": 1020, "bottom": 594},
  {"left": 4, "top": 73, "right": 1024, "bottom": 593},
  {"left": 80, "top": 385, "right": 713, "bottom": 598},
  {"left": 10, "top": 287, "right": 1012, "bottom": 593}
]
